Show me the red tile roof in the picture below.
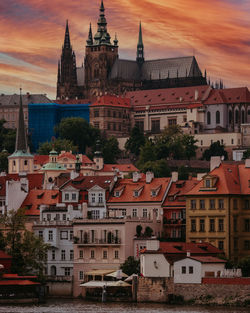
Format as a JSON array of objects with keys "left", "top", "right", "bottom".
[
  {"left": 108, "top": 177, "right": 171, "bottom": 203},
  {"left": 58, "top": 152, "right": 76, "bottom": 160},
  {"left": 158, "top": 242, "right": 222, "bottom": 255},
  {"left": 0, "top": 280, "right": 40, "bottom": 286},
  {"left": 186, "top": 163, "right": 242, "bottom": 196},
  {"left": 126, "top": 85, "right": 210, "bottom": 107},
  {"left": 163, "top": 179, "right": 198, "bottom": 207},
  {"left": 34, "top": 155, "right": 49, "bottom": 165},
  {"left": 189, "top": 256, "right": 226, "bottom": 263},
  {"left": 81, "top": 155, "right": 94, "bottom": 164},
  {"left": 203, "top": 87, "right": 250, "bottom": 105},
  {"left": 21, "top": 189, "right": 60, "bottom": 216},
  {"left": 63, "top": 175, "right": 115, "bottom": 191},
  {"left": 91, "top": 95, "right": 131, "bottom": 108},
  {"left": 101, "top": 164, "right": 138, "bottom": 173}
]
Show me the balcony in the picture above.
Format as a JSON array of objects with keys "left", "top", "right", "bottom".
[
  {"left": 77, "top": 238, "right": 121, "bottom": 246},
  {"left": 164, "top": 219, "right": 186, "bottom": 226}
]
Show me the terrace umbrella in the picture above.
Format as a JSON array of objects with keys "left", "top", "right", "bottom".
[
  {"left": 125, "top": 273, "right": 138, "bottom": 282},
  {"left": 106, "top": 270, "right": 128, "bottom": 279}
]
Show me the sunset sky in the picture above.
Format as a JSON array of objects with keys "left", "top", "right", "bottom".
[{"left": 1, "top": 0, "right": 250, "bottom": 99}]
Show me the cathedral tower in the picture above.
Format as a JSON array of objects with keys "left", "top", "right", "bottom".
[
  {"left": 57, "top": 20, "right": 78, "bottom": 99},
  {"left": 84, "top": 0, "right": 119, "bottom": 97}
]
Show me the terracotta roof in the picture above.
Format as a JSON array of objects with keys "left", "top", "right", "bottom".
[
  {"left": 81, "top": 155, "right": 94, "bottom": 164},
  {"left": 204, "top": 87, "right": 250, "bottom": 105},
  {"left": 189, "top": 256, "right": 226, "bottom": 263},
  {"left": 91, "top": 95, "right": 131, "bottom": 108},
  {"left": 126, "top": 85, "right": 210, "bottom": 107},
  {"left": 63, "top": 175, "right": 115, "bottom": 191},
  {"left": 0, "top": 250, "right": 12, "bottom": 259},
  {"left": 238, "top": 163, "right": 250, "bottom": 195},
  {"left": 0, "top": 280, "right": 40, "bottom": 286},
  {"left": 159, "top": 242, "right": 222, "bottom": 255},
  {"left": 34, "top": 155, "right": 49, "bottom": 165},
  {"left": 108, "top": 177, "right": 171, "bottom": 203},
  {"left": 21, "top": 189, "right": 60, "bottom": 216},
  {"left": 187, "top": 163, "right": 242, "bottom": 196},
  {"left": 101, "top": 164, "right": 138, "bottom": 173},
  {"left": 58, "top": 152, "right": 76, "bottom": 160},
  {"left": 163, "top": 179, "right": 198, "bottom": 207}
]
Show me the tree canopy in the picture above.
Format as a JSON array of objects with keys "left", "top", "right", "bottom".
[
  {"left": 202, "top": 141, "right": 228, "bottom": 161},
  {"left": 101, "top": 136, "right": 121, "bottom": 163},
  {"left": 125, "top": 126, "right": 145, "bottom": 156},
  {"left": 120, "top": 256, "right": 140, "bottom": 276},
  {"left": 55, "top": 117, "right": 100, "bottom": 153},
  {"left": 0, "top": 119, "right": 16, "bottom": 154},
  {"left": 243, "top": 149, "right": 250, "bottom": 160},
  {"left": 0, "top": 209, "right": 49, "bottom": 278},
  {"left": 37, "top": 138, "right": 78, "bottom": 155}
]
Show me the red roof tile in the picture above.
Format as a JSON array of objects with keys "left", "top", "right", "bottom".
[
  {"left": 108, "top": 177, "right": 171, "bottom": 203},
  {"left": 101, "top": 164, "right": 138, "bottom": 173},
  {"left": 63, "top": 175, "right": 115, "bottom": 191},
  {"left": 58, "top": 152, "right": 76, "bottom": 160},
  {"left": 34, "top": 155, "right": 49, "bottom": 165},
  {"left": 189, "top": 256, "right": 226, "bottom": 263},
  {"left": 21, "top": 189, "right": 60, "bottom": 216},
  {"left": 91, "top": 95, "right": 131, "bottom": 108},
  {"left": 204, "top": 87, "right": 250, "bottom": 105},
  {"left": 159, "top": 242, "right": 222, "bottom": 255}
]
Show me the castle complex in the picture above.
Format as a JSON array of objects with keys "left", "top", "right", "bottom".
[{"left": 56, "top": 1, "right": 207, "bottom": 100}]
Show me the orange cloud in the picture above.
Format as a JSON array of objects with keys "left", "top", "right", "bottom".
[{"left": 0, "top": 0, "right": 250, "bottom": 98}]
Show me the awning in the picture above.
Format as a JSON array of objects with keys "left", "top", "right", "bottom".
[
  {"left": 85, "top": 269, "right": 116, "bottom": 276},
  {"left": 80, "top": 280, "right": 131, "bottom": 288}
]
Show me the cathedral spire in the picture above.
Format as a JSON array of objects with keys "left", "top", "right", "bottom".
[
  {"left": 136, "top": 21, "right": 144, "bottom": 65},
  {"left": 93, "top": 0, "right": 111, "bottom": 45},
  {"left": 15, "top": 88, "right": 27, "bottom": 152},
  {"left": 64, "top": 20, "right": 71, "bottom": 49},
  {"left": 86, "top": 23, "right": 93, "bottom": 46}
]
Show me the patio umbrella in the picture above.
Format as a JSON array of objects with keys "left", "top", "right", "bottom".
[
  {"left": 113, "top": 280, "right": 131, "bottom": 287},
  {"left": 125, "top": 273, "right": 138, "bottom": 282},
  {"left": 106, "top": 269, "right": 128, "bottom": 279}
]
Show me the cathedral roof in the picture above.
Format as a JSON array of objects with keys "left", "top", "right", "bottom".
[{"left": 109, "top": 56, "right": 202, "bottom": 82}]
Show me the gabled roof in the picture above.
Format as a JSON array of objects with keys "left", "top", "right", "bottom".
[
  {"left": 186, "top": 163, "right": 241, "bottom": 195},
  {"left": 21, "top": 189, "right": 60, "bottom": 216},
  {"left": 58, "top": 152, "right": 76, "bottom": 160},
  {"left": 62, "top": 175, "right": 114, "bottom": 191},
  {"left": 101, "top": 164, "right": 138, "bottom": 173},
  {"left": 0, "top": 94, "right": 51, "bottom": 107},
  {"left": 163, "top": 179, "right": 198, "bottom": 207},
  {"left": 159, "top": 242, "right": 222, "bottom": 255},
  {"left": 108, "top": 177, "right": 171, "bottom": 203},
  {"left": 203, "top": 87, "right": 250, "bottom": 105}
]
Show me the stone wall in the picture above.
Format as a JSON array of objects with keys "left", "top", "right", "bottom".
[
  {"left": 137, "top": 277, "right": 250, "bottom": 305},
  {"left": 46, "top": 281, "right": 73, "bottom": 297}
]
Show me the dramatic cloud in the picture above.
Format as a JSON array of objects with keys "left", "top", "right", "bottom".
[{"left": 0, "top": 0, "right": 250, "bottom": 99}]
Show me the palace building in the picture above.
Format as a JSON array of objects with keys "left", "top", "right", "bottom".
[{"left": 56, "top": 1, "right": 207, "bottom": 100}]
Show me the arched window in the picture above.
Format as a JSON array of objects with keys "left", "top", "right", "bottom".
[
  {"left": 207, "top": 111, "right": 211, "bottom": 125},
  {"left": 235, "top": 110, "right": 239, "bottom": 124},
  {"left": 241, "top": 110, "right": 245, "bottom": 123},
  {"left": 229, "top": 110, "right": 232, "bottom": 124},
  {"left": 216, "top": 111, "right": 220, "bottom": 124}
]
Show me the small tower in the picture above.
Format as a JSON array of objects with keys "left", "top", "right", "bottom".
[
  {"left": 136, "top": 22, "right": 144, "bottom": 66},
  {"left": 93, "top": 140, "right": 104, "bottom": 170},
  {"left": 8, "top": 89, "right": 34, "bottom": 174}
]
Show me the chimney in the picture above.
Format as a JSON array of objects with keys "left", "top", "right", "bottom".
[
  {"left": 195, "top": 89, "right": 199, "bottom": 101},
  {"left": 210, "top": 156, "right": 222, "bottom": 171},
  {"left": 132, "top": 172, "right": 141, "bottom": 183},
  {"left": 245, "top": 159, "right": 250, "bottom": 168},
  {"left": 187, "top": 251, "right": 191, "bottom": 257},
  {"left": 146, "top": 171, "right": 154, "bottom": 183},
  {"left": 171, "top": 171, "right": 178, "bottom": 182}
]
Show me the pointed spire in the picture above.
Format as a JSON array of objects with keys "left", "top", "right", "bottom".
[
  {"left": 15, "top": 88, "right": 27, "bottom": 152},
  {"left": 64, "top": 20, "right": 71, "bottom": 49},
  {"left": 136, "top": 21, "right": 144, "bottom": 65},
  {"left": 113, "top": 33, "right": 118, "bottom": 46},
  {"left": 87, "top": 23, "right": 93, "bottom": 45},
  {"left": 100, "top": 0, "right": 105, "bottom": 12}
]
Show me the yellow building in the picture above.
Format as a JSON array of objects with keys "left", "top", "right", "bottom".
[{"left": 186, "top": 160, "right": 250, "bottom": 262}]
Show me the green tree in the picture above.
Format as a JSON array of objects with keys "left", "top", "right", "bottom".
[
  {"left": 0, "top": 119, "right": 16, "bottom": 154},
  {"left": 136, "top": 225, "right": 142, "bottom": 237},
  {"left": 0, "top": 209, "right": 49, "bottom": 278},
  {"left": 0, "top": 150, "right": 8, "bottom": 172},
  {"left": 144, "top": 226, "right": 153, "bottom": 237},
  {"left": 182, "top": 134, "right": 198, "bottom": 160},
  {"left": 102, "top": 136, "right": 121, "bottom": 163},
  {"left": 120, "top": 256, "right": 140, "bottom": 276},
  {"left": 243, "top": 149, "right": 250, "bottom": 160},
  {"left": 55, "top": 117, "right": 100, "bottom": 153},
  {"left": 178, "top": 165, "right": 189, "bottom": 180},
  {"left": 37, "top": 138, "right": 78, "bottom": 155},
  {"left": 139, "top": 159, "right": 171, "bottom": 177},
  {"left": 202, "top": 141, "right": 228, "bottom": 161},
  {"left": 125, "top": 126, "right": 145, "bottom": 156},
  {"left": 238, "top": 256, "right": 250, "bottom": 277},
  {"left": 137, "top": 139, "right": 157, "bottom": 168}
]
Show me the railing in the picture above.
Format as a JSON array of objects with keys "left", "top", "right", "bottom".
[
  {"left": 165, "top": 219, "right": 186, "bottom": 225},
  {"left": 78, "top": 238, "right": 121, "bottom": 245},
  {"left": 45, "top": 275, "right": 73, "bottom": 282}
]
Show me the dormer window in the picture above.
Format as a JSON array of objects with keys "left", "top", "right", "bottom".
[
  {"left": 134, "top": 191, "right": 139, "bottom": 197},
  {"left": 115, "top": 191, "right": 120, "bottom": 197},
  {"left": 151, "top": 190, "right": 156, "bottom": 197},
  {"left": 72, "top": 193, "right": 76, "bottom": 201},
  {"left": 65, "top": 193, "right": 69, "bottom": 201},
  {"left": 205, "top": 179, "right": 211, "bottom": 188}
]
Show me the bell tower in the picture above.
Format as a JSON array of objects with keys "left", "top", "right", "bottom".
[{"left": 84, "top": 0, "right": 119, "bottom": 98}]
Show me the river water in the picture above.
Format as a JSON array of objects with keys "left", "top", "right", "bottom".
[{"left": 0, "top": 299, "right": 248, "bottom": 313}]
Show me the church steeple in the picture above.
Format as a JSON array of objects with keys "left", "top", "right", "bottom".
[
  {"left": 86, "top": 23, "right": 93, "bottom": 46},
  {"left": 15, "top": 88, "right": 27, "bottom": 152},
  {"left": 64, "top": 20, "right": 71, "bottom": 49},
  {"left": 93, "top": 0, "right": 111, "bottom": 45},
  {"left": 136, "top": 21, "right": 144, "bottom": 65}
]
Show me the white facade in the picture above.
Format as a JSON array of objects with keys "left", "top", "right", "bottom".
[
  {"left": 140, "top": 253, "right": 171, "bottom": 278},
  {"left": 6, "top": 176, "right": 28, "bottom": 212},
  {"left": 174, "top": 257, "right": 225, "bottom": 284},
  {"left": 87, "top": 185, "right": 107, "bottom": 219}
]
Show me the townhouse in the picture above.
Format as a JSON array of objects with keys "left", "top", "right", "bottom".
[{"left": 186, "top": 158, "right": 250, "bottom": 262}]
